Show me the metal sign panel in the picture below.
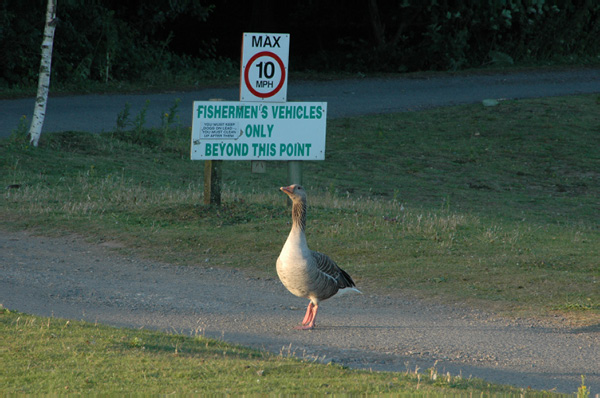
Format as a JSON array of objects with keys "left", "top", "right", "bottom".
[
  {"left": 240, "top": 33, "right": 290, "bottom": 102},
  {"left": 191, "top": 101, "right": 327, "bottom": 160}
]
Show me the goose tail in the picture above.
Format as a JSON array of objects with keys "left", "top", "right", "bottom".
[{"left": 336, "top": 286, "right": 363, "bottom": 296}]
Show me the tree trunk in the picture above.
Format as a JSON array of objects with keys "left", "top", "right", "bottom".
[
  {"left": 367, "top": 0, "right": 386, "bottom": 50},
  {"left": 29, "top": 0, "right": 57, "bottom": 147}
]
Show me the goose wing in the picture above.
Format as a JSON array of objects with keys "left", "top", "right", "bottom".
[{"left": 311, "top": 250, "right": 356, "bottom": 289}]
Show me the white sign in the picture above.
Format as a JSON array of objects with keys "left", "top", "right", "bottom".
[
  {"left": 191, "top": 101, "right": 327, "bottom": 160},
  {"left": 240, "top": 33, "right": 290, "bottom": 102}
]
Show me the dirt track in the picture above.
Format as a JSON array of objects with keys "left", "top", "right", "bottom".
[{"left": 1, "top": 230, "right": 599, "bottom": 393}]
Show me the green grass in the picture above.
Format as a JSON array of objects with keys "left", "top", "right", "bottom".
[
  {"left": 0, "top": 307, "right": 549, "bottom": 395},
  {"left": 1, "top": 94, "right": 599, "bottom": 324}
]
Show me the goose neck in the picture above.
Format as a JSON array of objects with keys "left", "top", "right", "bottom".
[{"left": 292, "top": 199, "right": 307, "bottom": 231}]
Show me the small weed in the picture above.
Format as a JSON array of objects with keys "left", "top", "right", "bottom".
[
  {"left": 577, "top": 375, "right": 590, "bottom": 398},
  {"left": 128, "top": 336, "right": 144, "bottom": 348},
  {"left": 554, "top": 298, "right": 599, "bottom": 312},
  {"left": 115, "top": 102, "right": 131, "bottom": 132},
  {"left": 133, "top": 100, "right": 149, "bottom": 133},
  {"left": 112, "top": 99, "right": 185, "bottom": 150},
  {"left": 161, "top": 98, "right": 181, "bottom": 130},
  {"left": 114, "top": 100, "right": 151, "bottom": 145},
  {"left": 7, "top": 115, "right": 31, "bottom": 148}
]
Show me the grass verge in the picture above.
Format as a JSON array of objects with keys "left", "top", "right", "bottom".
[
  {"left": 0, "top": 307, "right": 550, "bottom": 395},
  {"left": 1, "top": 94, "right": 599, "bottom": 324}
]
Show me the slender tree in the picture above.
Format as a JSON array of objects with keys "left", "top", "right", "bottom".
[{"left": 29, "top": 0, "right": 57, "bottom": 147}]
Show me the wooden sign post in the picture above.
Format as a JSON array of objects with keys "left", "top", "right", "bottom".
[{"left": 203, "top": 159, "right": 222, "bottom": 205}]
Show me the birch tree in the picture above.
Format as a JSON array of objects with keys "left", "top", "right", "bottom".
[{"left": 29, "top": 0, "right": 58, "bottom": 147}]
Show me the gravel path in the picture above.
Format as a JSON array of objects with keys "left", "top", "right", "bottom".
[
  {"left": 1, "top": 231, "right": 599, "bottom": 394},
  {"left": 2, "top": 68, "right": 600, "bottom": 393}
]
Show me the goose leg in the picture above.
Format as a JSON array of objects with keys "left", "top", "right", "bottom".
[
  {"left": 300, "top": 302, "right": 314, "bottom": 325},
  {"left": 294, "top": 303, "right": 318, "bottom": 330}
]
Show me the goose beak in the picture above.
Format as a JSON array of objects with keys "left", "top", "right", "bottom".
[{"left": 280, "top": 185, "right": 294, "bottom": 195}]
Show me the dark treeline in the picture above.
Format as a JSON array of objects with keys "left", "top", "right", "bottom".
[{"left": 1, "top": 0, "right": 599, "bottom": 88}]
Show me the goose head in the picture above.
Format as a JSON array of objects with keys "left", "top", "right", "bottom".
[{"left": 280, "top": 184, "right": 306, "bottom": 203}]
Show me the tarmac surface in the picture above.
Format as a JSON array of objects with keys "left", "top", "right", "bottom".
[{"left": 1, "top": 68, "right": 600, "bottom": 136}]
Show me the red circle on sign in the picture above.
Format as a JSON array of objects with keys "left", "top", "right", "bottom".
[{"left": 244, "top": 51, "right": 286, "bottom": 99}]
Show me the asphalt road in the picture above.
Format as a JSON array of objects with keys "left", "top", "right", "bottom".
[{"left": 1, "top": 68, "right": 600, "bottom": 137}]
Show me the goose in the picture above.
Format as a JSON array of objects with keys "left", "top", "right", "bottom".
[{"left": 277, "top": 184, "right": 361, "bottom": 330}]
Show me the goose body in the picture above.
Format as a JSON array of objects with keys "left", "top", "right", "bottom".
[{"left": 277, "top": 184, "right": 360, "bottom": 330}]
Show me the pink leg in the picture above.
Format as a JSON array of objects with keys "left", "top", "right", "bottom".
[
  {"left": 294, "top": 303, "right": 319, "bottom": 330},
  {"left": 301, "top": 302, "right": 314, "bottom": 325}
]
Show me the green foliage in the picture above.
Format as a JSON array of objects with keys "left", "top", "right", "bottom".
[
  {"left": 1, "top": 0, "right": 598, "bottom": 91},
  {"left": 7, "top": 115, "right": 30, "bottom": 148},
  {"left": 578, "top": 376, "right": 590, "bottom": 398},
  {"left": 0, "top": 1, "right": 232, "bottom": 90},
  {"left": 132, "top": 100, "right": 149, "bottom": 135},
  {"left": 161, "top": 98, "right": 181, "bottom": 130},
  {"left": 347, "top": 0, "right": 600, "bottom": 72},
  {"left": 111, "top": 99, "right": 187, "bottom": 153},
  {"left": 115, "top": 102, "right": 131, "bottom": 133}
]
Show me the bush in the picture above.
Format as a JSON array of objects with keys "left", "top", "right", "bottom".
[
  {"left": 1, "top": 0, "right": 598, "bottom": 88},
  {"left": 350, "top": 0, "right": 600, "bottom": 72},
  {"left": 0, "top": 1, "right": 217, "bottom": 88}
]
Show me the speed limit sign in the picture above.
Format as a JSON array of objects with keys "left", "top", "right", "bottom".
[{"left": 240, "top": 33, "right": 289, "bottom": 102}]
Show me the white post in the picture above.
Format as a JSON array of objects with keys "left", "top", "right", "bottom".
[
  {"left": 288, "top": 161, "right": 302, "bottom": 186},
  {"left": 29, "top": 0, "right": 57, "bottom": 147},
  {"left": 286, "top": 161, "right": 302, "bottom": 206}
]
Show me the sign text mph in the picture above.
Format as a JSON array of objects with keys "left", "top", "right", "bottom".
[{"left": 241, "top": 33, "right": 289, "bottom": 102}]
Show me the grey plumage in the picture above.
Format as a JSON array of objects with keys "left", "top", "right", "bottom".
[{"left": 277, "top": 184, "right": 360, "bottom": 329}]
